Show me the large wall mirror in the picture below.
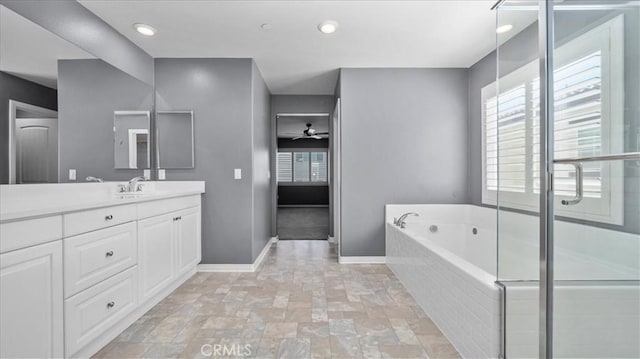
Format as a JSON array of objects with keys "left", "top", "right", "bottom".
[
  {"left": 0, "top": 4, "right": 154, "bottom": 184},
  {"left": 156, "top": 111, "right": 195, "bottom": 169}
]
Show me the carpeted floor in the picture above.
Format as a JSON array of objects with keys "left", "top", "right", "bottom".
[{"left": 277, "top": 207, "right": 329, "bottom": 240}]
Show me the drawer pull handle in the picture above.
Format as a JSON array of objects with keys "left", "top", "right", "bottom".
[
  {"left": 105, "top": 215, "right": 114, "bottom": 221},
  {"left": 173, "top": 216, "right": 182, "bottom": 221},
  {"left": 105, "top": 251, "right": 114, "bottom": 257},
  {"left": 107, "top": 301, "right": 115, "bottom": 309}
]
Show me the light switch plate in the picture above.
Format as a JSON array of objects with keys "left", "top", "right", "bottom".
[
  {"left": 143, "top": 169, "right": 151, "bottom": 179},
  {"left": 234, "top": 168, "right": 242, "bottom": 180},
  {"left": 69, "top": 169, "right": 76, "bottom": 180},
  {"left": 158, "top": 169, "right": 166, "bottom": 180}
]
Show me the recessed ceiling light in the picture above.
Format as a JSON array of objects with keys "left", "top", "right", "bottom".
[
  {"left": 133, "top": 23, "right": 156, "bottom": 36},
  {"left": 318, "top": 20, "right": 338, "bottom": 34},
  {"left": 496, "top": 24, "right": 513, "bottom": 34}
]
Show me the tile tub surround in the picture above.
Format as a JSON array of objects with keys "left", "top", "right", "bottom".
[
  {"left": 0, "top": 181, "right": 205, "bottom": 222},
  {"left": 386, "top": 223, "right": 501, "bottom": 358},
  {"left": 94, "top": 240, "right": 461, "bottom": 359}
]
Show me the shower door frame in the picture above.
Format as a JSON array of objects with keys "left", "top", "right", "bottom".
[{"left": 538, "top": 1, "right": 555, "bottom": 357}]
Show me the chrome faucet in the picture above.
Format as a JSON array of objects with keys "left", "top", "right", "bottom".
[
  {"left": 85, "top": 176, "right": 103, "bottom": 183},
  {"left": 394, "top": 212, "right": 419, "bottom": 229},
  {"left": 127, "top": 176, "right": 146, "bottom": 192}
]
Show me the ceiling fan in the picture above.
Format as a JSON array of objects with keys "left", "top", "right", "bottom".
[{"left": 287, "top": 123, "right": 328, "bottom": 140}]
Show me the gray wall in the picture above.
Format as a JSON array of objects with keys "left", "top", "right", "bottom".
[
  {"left": 251, "top": 61, "right": 272, "bottom": 262},
  {"left": 339, "top": 68, "right": 469, "bottom": 256},
  {"left": 467, "top": 10, "right": 639, "bottom": 234},
  {"left": 0, "top": 72, "right": 58, "bottom": 184},
  {"left": 57, "top": 59, "right": 153, "bottom": 182},
  {"left": 270, "top": 95, "right": 335, "bottom": 236},
  {"left": 1, "top": 0, "right": 153, "bottom": 86},
  {"left": 155, "top": 58, "right": 271, "bottom": 265}
]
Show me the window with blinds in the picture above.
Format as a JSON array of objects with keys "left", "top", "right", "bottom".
[
  {"left": 311, "top": 152, "right": 327, "bottom": 182},
  {"left": 481, "top": 15, "right": 624, "bottom": 224},
  {"left": 277, "top": 151, "right": 328, "bottom": 183},
  {"left": 277, "top": 152, "right": 292, "bottom": 182}
]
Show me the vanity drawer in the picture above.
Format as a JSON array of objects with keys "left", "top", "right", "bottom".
[
  {"left": 64, "top": 204, "right": 136, "bottom": 237},
  {"left": 137, "top": 194, "right": 200, "bottom": 219},
  {"left": 64, "top": 222, "right": 137, "bottom": 297},
  {"left": 0, "top": 215, "right": 62, "bottom": 254},
  {"left": 64, "top": 266, "right": 137, "bottom": 356}
]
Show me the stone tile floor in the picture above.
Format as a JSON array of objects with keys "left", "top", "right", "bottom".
[{"left": 94, "top": 240, "right": 461, "bottom": 358}]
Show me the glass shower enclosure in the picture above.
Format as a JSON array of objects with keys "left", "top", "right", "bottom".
[{"left": 492, "top": 0, "right": 639, "bottom": 357}]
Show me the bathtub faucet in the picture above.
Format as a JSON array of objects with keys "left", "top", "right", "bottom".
[{"left": 394, "top": 212, "right": 419, "bottom": 229}]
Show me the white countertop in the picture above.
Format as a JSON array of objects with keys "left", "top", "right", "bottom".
[{"left": 0, "top": 181, "right": 205, "bottom": 223}]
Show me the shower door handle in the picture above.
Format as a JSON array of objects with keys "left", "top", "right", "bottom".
[
  {"left": 553, "top": 152, "right": 640, "bottom": 206},
  {"left": 559, "top": 162, "right": 583, "bottom": 206}
]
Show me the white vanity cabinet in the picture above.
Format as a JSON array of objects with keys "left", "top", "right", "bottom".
[
  {"left": 0, "top": 183, "right": 204, "bottom": 359},
  {"left": 0, "top": 240, "right": 64, "bottom": 359},
  {"left": 175, "top": 206, "right": 201, "bottom": 277},
  {"left": 138, "top": 212, "right": 176, "bottom": 302},
  {"left": 138, "top": 197, "right": 201, "bottom": 302}
]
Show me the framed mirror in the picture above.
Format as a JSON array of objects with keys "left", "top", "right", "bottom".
[
  {"left": 156, "top": 111, "right": 194, "bottom": 169},
  {"left": 114, "top": 111, "right": 151, "bottom": 169}
]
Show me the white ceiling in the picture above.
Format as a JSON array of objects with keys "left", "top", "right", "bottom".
[
  {"left": 277, "top": 115, "right": 329, "bottom": 138},
  {"left": 0, "top": 5, "right": 94, "bottom": 89},
  {"left": 79, "top": 0, "right": 502, "bottom": 95}
]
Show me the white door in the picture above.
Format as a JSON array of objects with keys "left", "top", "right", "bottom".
[
  {"left": 332, "top": 99, "right": 342, "bottom": 256},
  {"left": 15, "top": 118, "right": 58, "bottom": 184},
  {"left": 0, "top": 241, "right": 63, "bottom": 358},
  {"left": 175, "top": 207, "right": 201, "bottom": 276},
  {"left": 138, "top": 214, "right": 175, "bottom": 302}
]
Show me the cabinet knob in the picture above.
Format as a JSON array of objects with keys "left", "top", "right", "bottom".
[
  {"left": 107, "top": 301, "right": 115, "bottom": 309},
  {"left": 105, "top": 251, "right": 114, "bottom": 257},
  {"left": 105, "top": 215, "right": 114, "bottom": 221}
]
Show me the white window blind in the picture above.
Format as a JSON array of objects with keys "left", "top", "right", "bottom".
[
  {"left": 485, "top": 84, "right": 527, "bottom": 193},
  {"left": 481, "top": 16, "right": 624, "bottom": 225},
  {"left": 311, "top": 152, "right": 327, "bottom": 182},
  {"left": 293, "top": 152, "right": 310, "bottom": 182},
  {"left": 277, "top": 152, "right": 292, "bottom": 182},
  {"left": 532, "top": 52, "right": 604, "bottom": 198}
]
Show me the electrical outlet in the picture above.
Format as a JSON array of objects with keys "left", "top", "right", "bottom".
[
  {"left": 69, "top": 169, "right": 76, "bottom": 180},
  {"left": 143, "top": 169, "right": 151, "bottom": 179},
  {"left": 234, "top": 168, "right": 242, "bottom": 180},
  {"left": 158, "top": 169, "right": 166, "bottom": 180}
]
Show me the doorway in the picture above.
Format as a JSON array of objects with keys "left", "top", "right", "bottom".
[
  {"left": 275, "top": 113, "right": 330, "bottom": 240},
  {"left": 8, "top": 100, "right": 58, "bottom": 184}
]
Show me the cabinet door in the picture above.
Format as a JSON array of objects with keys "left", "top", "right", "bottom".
[
  {"left": 0, "top": 241, "right": 63, "bottom": 358},
  {"left": 175, "top": 206, "right": 201, "bottom": 276},
  {"left": 137, "top": 213, "right": 175, "bottom": 302}
]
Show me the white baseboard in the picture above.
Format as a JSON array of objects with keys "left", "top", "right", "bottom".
[
  {"left": 198, "top": 237, "right": 277, "bottom": 272},
  {"left": 338, "top": 256, "right": 386, "bottom": 264},
  {"left": 251, "top": 237, "right": 276, "bottom": 271}
]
